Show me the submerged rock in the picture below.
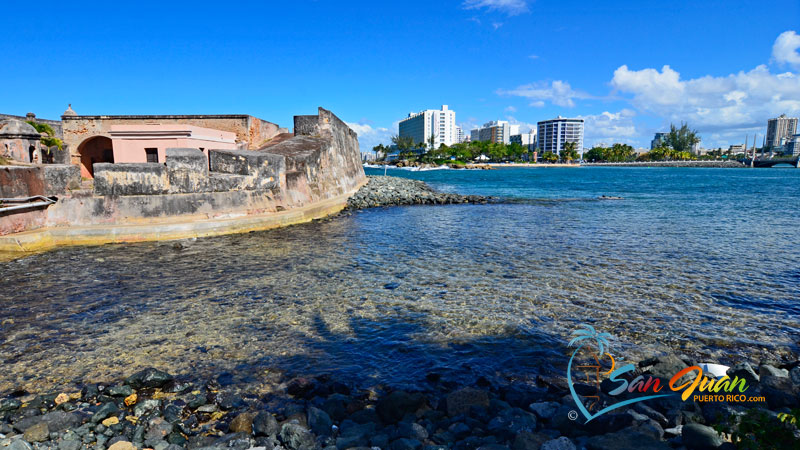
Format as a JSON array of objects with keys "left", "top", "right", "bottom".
[{"left": 125, "top": 368, "right": 173, "bottom": 389}]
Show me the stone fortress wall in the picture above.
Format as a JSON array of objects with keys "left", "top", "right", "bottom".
[
  {"left": 0, "top": 113, "right": 63, "bottom": 138},
  {"left": 0, "top": 108, "right": 366, "bottom": 252}
]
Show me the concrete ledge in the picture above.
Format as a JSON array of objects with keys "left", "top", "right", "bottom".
[{"left": 0, "top": 179, "right": 365, "bottom": 255}]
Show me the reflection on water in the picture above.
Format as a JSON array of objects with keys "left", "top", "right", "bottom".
[{"left": 0, "top": 167, "right": 798, "bottom": 394}]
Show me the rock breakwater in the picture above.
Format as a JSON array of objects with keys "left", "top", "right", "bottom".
[{"left": 346, "top": 176, "right": 491, "bottom": 210}]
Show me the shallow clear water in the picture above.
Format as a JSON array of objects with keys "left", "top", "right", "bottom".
[{"left": 1, "top": 167, "right": 798, "bottom": 394}]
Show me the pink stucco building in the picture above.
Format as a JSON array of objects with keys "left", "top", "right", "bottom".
[{"left": 78, "top": 124, "right": 238, "bottom": 178}]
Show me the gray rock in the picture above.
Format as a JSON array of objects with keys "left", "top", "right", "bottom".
[
  {"left": 390, "top": 438, "right": 423, "bottom": 450},
  {"left": 58, "top": 439, "right": 81, "bottom": 450},
  {"left": 23, "top": 423, "right": 49, "bottom": 442},
  {"left": 376, "top": 391, "right": 427, "bottom": 424},
  {"left": 512, "top": 431, "right": 549, "bottom": 450},
  {"left": 134, "top": 399, "right": 161, "bottom": 417},
  {"left": 307, "top": 407, "right": 332, "bottom": 436},
  {"left": 541, "top": 437, "right": 576, "bottom": 450},
  {"left": 529, "top": 402, "right": 560, "bottom": 420},
  {"left": 586, "top": 429, "right": 670, "bottom": 450},
  {"left": 278, "top": 423, "right": 315, "bottom": 450},
  {"left": 336, "top": 420, "right": 375, "bottom": 449},
  {"left": 681, "top": 423, "right": 723, "bottom": 449},
  {"left": 632, "top": 403, "right": 668, "bottom": 427},
  {"left": 726, "top": 362, "right": 759, "bottom": 384},
  {"left": 639, "top": 354, "right": 693, "bottom": 384},
  {"left": 446, "top": 388, "right": 490, "bottom": 417},
  {"left": 487, "top": 408, "right": 537, "bottom": 440},
  {"left": 253, "top": 411, "right": 279, "bottom": 437},
  {"left": 144, "top": 417, "right": 174, "bottom": 447},
  {"left": 396, "top": 422, "right": 428, "bottom": 441},
  {"left": 125, "top": 368, "right": 174, "bottom": 389},
  {"left": 9, "top": 440, "right": 34, "bottom": 450},
  {"left": 371, "top": 434, "right": 390, "bottom": 448},
  {"left": 791, "top": 366, "right": 800, "bottom": 386},
  {"left": 107, "top": 386, "right": 134, "bottom": 397},
  {"left": 759, "top": 364, "right": 789, "bottom": 378},
  {"left": 759, "top": 375, "right": 800, "bottom": 409},
  {"left": 0, "top": 398, "right": 22, "bottom": 412},
  {"left": 91, "top": 403, "right": 119, "bottom": 424}
]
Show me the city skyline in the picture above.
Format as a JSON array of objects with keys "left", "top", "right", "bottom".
[{"left": 1, "top": 1, "right": 798, "bottom": 151}]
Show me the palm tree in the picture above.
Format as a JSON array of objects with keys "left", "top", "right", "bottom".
[
  {"left": 568, "top": 324, "right": 610, "bottom": 355},
  {"left": 560, "top": 141, "right": 579, "bottom": 162}
]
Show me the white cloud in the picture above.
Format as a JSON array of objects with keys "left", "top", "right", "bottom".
[
  {"left": 504, "top": 105, "right": 517, "bottom": 113},
  {"left": 462, "top": 0, "right": 529, "bottom": 16},
  {"left": 610, "top": 64, "right": 800, "bottom": 132},
  {"left": 528, "top": 54, "right": 539, "bottom": 60},
  {"left": 578, "top": 109, "right": 639, "bottom": 147},
  {"left": 346, "top": 122, "right": 393, "bottom": 151},
  {"left": 504, "top": 116, "right": 537, "bottom": 134},
  {"left": 492, "top": 22, "right": 503, "bottom": 30},
  {"left": 772, "top": 30, "right": 800, "bottom": 69},
  {"left": 498, "top": 80, "right": 592, "bottom": 108}
]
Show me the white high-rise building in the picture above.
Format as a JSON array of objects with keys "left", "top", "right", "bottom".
[
  {"left": 398, "top": 105, "right": 457, "bottom": 149},
  {"left": 455, "top": 126, "right": 465, "bottom": 144},
  {"left": 537, "top": 116, "right": 584, "bottom": 155},
  {"left": 510, "top": 130, "right": 537, "bottom": 150},
  {"left": 469, "top": 120, "right": 519, "bottom": 144}
]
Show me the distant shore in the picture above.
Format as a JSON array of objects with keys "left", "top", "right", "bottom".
[{"left": 583, "top": 160, "right": 746, "bottom": 168}]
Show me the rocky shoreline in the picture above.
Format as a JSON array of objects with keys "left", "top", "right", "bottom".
[
  {"left": 1, "top": 354, "right": 798, "bottom": 450},
  {"left": 345, "top": 176, "right": 492, "bottom": 210}
]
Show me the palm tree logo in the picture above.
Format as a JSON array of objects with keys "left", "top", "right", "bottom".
[
  {"left": 566, "top": 324, "right": 671, "bottom": 423},
  {"left": 569, "top": 324, "right": 611, "bottom": 355}
]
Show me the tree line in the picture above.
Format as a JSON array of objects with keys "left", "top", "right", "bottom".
[{"left": 371, "top": 122, "right": 703, "bottom": 164}]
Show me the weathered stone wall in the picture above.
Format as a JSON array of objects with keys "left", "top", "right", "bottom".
[
  {"left": 93, "top": 164, "right": 169, "bottom": 196},
  {"left": 267, "top": 107, "right": 366, "bottom": 205},
  {"left": 0, "top": 165, "right": 80, "bottom": 198},
  {"left": 62, "top": 115, "right": 288, "bottom": 167},
  {"left": 0, "top": 113, "right": 63, "bottom": 138}
]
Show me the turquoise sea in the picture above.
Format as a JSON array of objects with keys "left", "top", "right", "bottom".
[{"left": 0, "top": 166, "right": 798, "bottom": 393}]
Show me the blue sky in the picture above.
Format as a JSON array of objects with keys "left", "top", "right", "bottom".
[{"left": 2, "top": 0, "right": 799, "bottom": 150}]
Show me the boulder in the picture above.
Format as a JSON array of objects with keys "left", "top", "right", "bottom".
[
  {"left": 446, "top": 388, "right": 490, "bottom": 416},
  {"left": 252, "top": 411, "right": 279, "bottom": 437},
  {"left": 23, "top": 422, "right": 50, "bottom": 442},
  {"left": 540, "top": 437, "right": 576, "bottom": 450},
  {"left": 229, "top": 412, "right": 255, "bottom": 434},
  {"left": 279, "top": 422, "right": 315, "bottom": 450},
  {"left": 377, "top": 391, "right": 427, "bottom": 424},
  {"left": 125, "top": 368, "right": 174, "bottom": 389},
  {"left": 726, "top": 363, "right": 759, "bottom": 384},
  {"left": 307, "top": 406, "right": 332, "bottom": 436},
  {"left": 681, "top": 423, "right": 724, "bottom": 449},
  {"left": 586, "top": 429, "right": 670, "bottom": 450}
]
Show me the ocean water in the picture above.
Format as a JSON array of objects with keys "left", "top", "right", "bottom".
[{"left": 1, "top": 166, "right": 798, "bottom": 394}]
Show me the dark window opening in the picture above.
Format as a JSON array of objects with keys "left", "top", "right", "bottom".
[{"left": 145, "top": 148, "right": 158, "bottom": 163}]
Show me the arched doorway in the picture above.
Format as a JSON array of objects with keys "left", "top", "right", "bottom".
[{"left": 78, "top": 136, "right": 114, "bottom": 178}]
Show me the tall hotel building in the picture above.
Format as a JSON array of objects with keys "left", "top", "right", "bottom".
[
  {"left": 398, "top": 105, "right": 457, "bottom": 149},
  {"left": 469, "top": 120, "right": 519, "bottom": 145},
  {"left": 766, "top": 114, "right": 798, "bottom": 149},
  {"left": 537, "top": 116, "right": 584, "bottom": 155}
]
